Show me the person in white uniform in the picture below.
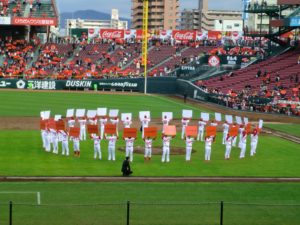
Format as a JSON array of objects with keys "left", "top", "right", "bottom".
[
  {"left": 50, "top": 129, "right": 59, "bottom": 154},
  {"left": 71, "top": 136, "right": 80, "bottom": 157},
  {"left": 162, "top": 135, "right": 172, "bottom": 163},
  {"left": 124, "top": 137, "right": 135, "bottom": 162},
  {"left": 224, "top": 134, "right": 232, "bottom": 159},
  {"left": 250, "top": 129, "right": 259, "bottom": 156},
  {"left": 44, "top": 128, "right": 51, "bottom": 152},
  {"left": 141, "top": 115, "right": 150, "bottom": 138},
  {"left": 106, "top": 134, "right": 117, "bottom": 161},
  {"left": 78, "top": 117, "right": 87, "bottom": 141},
  {"left": 185, "top": 136, "right": 195, "bottom": 161},
  {"left": 197, "top": 119, "right": 206, "bottom": 141},
  {"left": 239, "top": 131, "right": 247, "bottom": 159},
  {"left": 60, "top": 130, "right": 69, "bottom": 156},
  {"left": 181, "top": 118, "right": 190, "bottom": 139},
  {"left": 91, "top": 134, "right": 102, "bottom": 159},
  {"left": 238, "top": 125, "right": 245, "bottom": 148},
  {"left": 144, "top": 137, "right": 153, "bottom": 160},
  {"left": 205, "top": 136, "right": 214, "bottom": 161},
  {"left": 67, "top": 117, "right": 75, "bottom": 129},
  {"left": 99, "top": 116, "right": 107, "bottom": 139},
  {"left": 222, "top": 122, "right": 230, "bottom": 145},
  {"left": 88, "top": 117, "right": 98, "bottom": 125}
]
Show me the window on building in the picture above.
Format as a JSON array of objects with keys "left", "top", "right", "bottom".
[
  {"left": 226, "top": 25, "right": 232, "bottom": 29},
  {"left": 234, "top": 23, "right": 240, "bottom": 27}
]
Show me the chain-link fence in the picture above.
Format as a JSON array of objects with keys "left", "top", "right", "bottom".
[{"left": 1, "top": 201, "right": 300, "bottom": 225}]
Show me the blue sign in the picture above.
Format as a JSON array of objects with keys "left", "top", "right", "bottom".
[{"left": 290, "top": 17, "right": 300, "bottom": 27}]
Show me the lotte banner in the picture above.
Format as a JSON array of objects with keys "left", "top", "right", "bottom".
[
  {"left": 99, "top": 29, "right": 124, "bottom": 39},
  {"left": 172, "top": 30, "right": 196, "bottom": 41}
]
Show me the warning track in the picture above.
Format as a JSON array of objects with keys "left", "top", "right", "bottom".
[{"left": 1, "top": 177, "right": 300, "bottom": 183}]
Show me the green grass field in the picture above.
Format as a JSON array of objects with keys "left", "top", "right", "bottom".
[
  {"left": 0, "top": 90, "right": 299, "bottom": 224},
  {"left": 0, "top": 90, "right": 211, "bottom": 118},
  {"left": 264, "top": 124, "right": 300, "bottom": 137},
  {"left": 0, "top": 130, "right": 299, "bottom": 177},
  {"left": 0, "top": 182, "right": 299, "bottom": 225}
]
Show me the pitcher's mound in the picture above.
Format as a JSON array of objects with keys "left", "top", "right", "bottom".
[{"left": 118, "top": 146, "right": 196, "bottom": 155}]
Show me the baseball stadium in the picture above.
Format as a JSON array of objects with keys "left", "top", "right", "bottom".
[{"left": 0, "top": 0, "right": 299, "bottom": 224}]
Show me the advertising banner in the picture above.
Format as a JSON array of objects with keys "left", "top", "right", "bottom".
[
  {"left": 172, "top": 30, "right": 196, "bottom": 41},
  {"left": 99, "top": 29, "right": 124, "bottom": 39},
  {"left": 12, "top": 17, "right": 58, "bottom": 26}
]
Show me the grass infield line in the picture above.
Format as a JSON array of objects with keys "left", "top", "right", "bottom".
[{"left": 0, "top": 191, "right": 41, "bottom": 205}]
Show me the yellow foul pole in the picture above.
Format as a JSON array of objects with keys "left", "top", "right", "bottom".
[{"left": 142, "top": 0, "right": 148, "bottom": 94}]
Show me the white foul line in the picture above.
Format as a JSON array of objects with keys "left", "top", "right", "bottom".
[{"left": 0, "top": 191, "right": 41, "bottom": 205}]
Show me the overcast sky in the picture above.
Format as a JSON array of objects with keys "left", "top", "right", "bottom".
[{"left": 56, "top": 0, "right": 243, "bottom": 18}]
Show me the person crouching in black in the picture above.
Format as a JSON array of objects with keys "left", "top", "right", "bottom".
[{"left": 121, "top": 157, "right": 133, "bottom": 177}]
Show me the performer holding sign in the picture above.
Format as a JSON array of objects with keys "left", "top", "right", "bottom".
[
  {"left": 197, "top": 118, "right": 206, "bottom": 141},
  {"left": 105, "top": 123, "right": 118, "bottom": 161},
  {"left": 162, "top": 125, "right": 176, "bottom": 163},
  {"left": 140, "top": 111, "right": 151, "bottom": 138},
  {"left": 60, "top": 130, "right": 69, "bottom": 156},
  {"left": 224, "top": 134, "right": 232, "bottom": 160},
  {"left": 144, "top": 127, "right": 157, "bottom": 161},
  {"left": 181, "top": 110, "right": 192, "bottom": 139},
  {"left": 204, "top": 126, "right": 217, "bottom": 161},
  {"left": 69, "top": 127, "right": 81, "bottom": 157},
  {"left": 162, "top": 112, "right": 172, "bottom": 134},
  {"left": 222, "top": 121, "right": 230, "bottom": 145}
]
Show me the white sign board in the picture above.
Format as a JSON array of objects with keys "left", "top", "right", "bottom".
[
  {"left": 43, "top": 111, "right": 51, "bottom": 120},
  {"left": 235, "top": 116, "right": 242, "bottom": 125},
  {"left": 225, "top": 115, "right": 233, "bottom": 124},
  {"left": 76, "top": 109, "right": 86, "bottom": 118},
  {"left": 54, "top": 115, "right": 62, "bottom": 121},
  {"left": 87, "top": 110, "right": 97, "bottom": 118},
  {"left": 121, "top": 113, "right": 132, "bottom": 121},
  {"left": 66, "top": 109, "right": 74, "bottom": 118},
  {"left": 201, "top": 112, "right": 210, "bottom": 121},
  {"left": 258, "top": 119, "right": 264, "bottom": 129},
  {"left": 162, "top": 112, "right": 173, "bottom": 120},
  {"left": 0, "top": 17, "right": 11, "bottom": 25},
  {"left": 244, "top": 117, "right": 249, "bottom": 125},
  {"left": 182, "top": 110, "right": 193, "bottom": 118},
  {"left": 215, "top": 113, "right": 222, "bottom": 122},
  {"left": 139, "top": 111, "right": 151, "bottom": 121},
  {"left": 109, "top": 109, "right": 119, "bottom": 117},
  {"left": 97, "top": 108, "right": 107, "bottom": 116}
]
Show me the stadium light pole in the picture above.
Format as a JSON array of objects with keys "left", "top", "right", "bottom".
[{"left": 142, "top": 0, "right": 149, "bottom": 94}]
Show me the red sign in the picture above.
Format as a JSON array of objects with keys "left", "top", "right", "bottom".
[
  {"left": 100, "top": 29, "right": 124, "bottom": 39},
  {"left": 208, "top": 31, "right": 222, "bottom": 40},
  {"left": 172, "top": 30, "right": 196, "bottom": 41},
  {"left": 12, "top": 17, "right": 57, "bottom": 26},
  {"left": 208, "top": 55, "right": 220, "bottom": 67}
]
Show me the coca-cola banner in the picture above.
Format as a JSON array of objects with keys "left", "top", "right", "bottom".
[
  {"left": 208, "top": 31, "right": 222, "bottom": 40},
  {"left": 172, "top": 30, "right": 196, "bottom": 41},
  {"left": 99, "top": 29, "right": 124, "bottom": 39}
]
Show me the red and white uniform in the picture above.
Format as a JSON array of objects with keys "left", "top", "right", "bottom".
[
  {"left": 162, "top": 136, "right": 172, "bottom": 162},
  {"left": 144, "top": 138, "right": 153, "bottom": 158},
  {"left": 238, "top": 126, "right": 245, "bottom": 148},
  {"left": 78, "top": 118, "right": 87, "bottom": 140},
  {"left": 71, "top": 137, "right": 80, "bottom": 153},
  {"left": 239, "top": 132, "right": 247, "bottom": 158},
  {"left": 205, "top": 136, "right": 213, "bottom": 161},
  {"left": 185, "top": 137, "right": 194, "bottom": 161},
  {"left": 50, "top": 129, "right": 59, "bottom": 154},
  {"left": 60, "top": 130, "right": 69, "bottom": 156},
  {"left": 67, "top": 118, "right": 75, "bottom": 128},
  {"left": 88, "top": 117, "right": 98, "bottom": 125},
  {"left": 197, "top": 121, "right": 206, "bottom": 141},
  {"left": 225, "top": 135, "right": 232, "bottom": 159},
  {"left": 107, "top": 135, "right": 117, "bottom": 161},
  {"left": 125, "top": 137, "right": 135, "bottom": 162},
  {"left": 91, "top": 134, "right": 102, "bottom": 159},
  {"left": 250, "top": 133, "right": 258, "bottom": 156},
  {"left": 222, "top": 123, "right": 230, "bottom": 145},
  {"left": 181, "top": 118, "right": 190, "bottom": 139}
]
